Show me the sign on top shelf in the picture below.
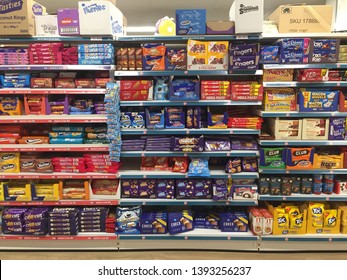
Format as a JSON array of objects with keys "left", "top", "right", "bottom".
[{"left": 0, "top": 0, "right": 46, "bottom": 36}]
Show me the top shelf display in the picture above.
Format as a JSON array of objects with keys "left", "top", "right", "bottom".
[{"left": 1, "top": 33, "right": 347, "bottom": 44}]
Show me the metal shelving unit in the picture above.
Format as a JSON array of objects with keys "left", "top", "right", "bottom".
[
  {"left": 118, "top": 230, "right": 259, "bottom": 251},
  {"left": 120, "top": 150, "right": 259, "bottom": 157},
  {"left": 255, "top": 110, "right": 347, "bottom": 117},
  {"left": 120, "top": 198, "right": 257, "bottom": 206},
  {"left": 263, "top": 81, "right": 347, "bottom": 87},
  {"left": 121, "top": 128, "right": 260, "bottom": 135},
  {"left": 114, "top": 70, "right": 263, "bottom": 76},
  {"left": 259, "top": 194, "right": 347, "bottom": 202},
  {"left": 120, "top": 100, "right": 262, "bottom": 106},
  {"left": 0, "top": 65, "right": 115, "bottom": 71},
  {"left": 0, "top": 88, "right": 107, "bottom": 95},
  {"left": 0, "top": 115, "right": 107, "bottom": 123},
  {"left": 258, "top": 140, "right": 347, "bottom": 146},
  {"left": 0, "top": 144, "right": 109, "bottom": 152},
  {"left": 0, "top": 173, "right": 118, "bottom": 180},
  {"left": 259, "top": 169, "right": 347, "bottom": 175}
]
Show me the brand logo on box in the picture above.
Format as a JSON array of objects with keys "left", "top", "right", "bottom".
[
  {"left": 81, "top": 3, "right": 106, "bottom": 14},
  {"left": 32, "top": 3, "right": 43, "bottom": 15},
  {"left": 0, "top": 0, "right": 23, "bottom": 14},
  {"left": 281, "top": 7, "right": 292, "bottom": 14},
  {"left": 239, "top": 4, "right": 259, "bottom": 15}
]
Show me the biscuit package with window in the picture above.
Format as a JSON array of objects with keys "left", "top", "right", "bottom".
[{"left": 116, "top": 206, "right": 142, "bottom": 234}]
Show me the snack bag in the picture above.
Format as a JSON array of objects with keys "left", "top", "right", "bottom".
[
  {"left": 172, "top": 157, "right": 188, "bottom": 173},
  {"left": 324, "top": 209, "right": 338, "bottom": 227},
  {"left": 309, "top": 202, "right": 324, "bottom": 228},
  {"left": 188, "top": 158, "right": 210, "bottom": 177},
  {"left": 290, "top": 214, "right": 303, "bottom": 229}
]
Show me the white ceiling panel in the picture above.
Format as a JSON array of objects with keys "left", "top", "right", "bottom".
[{"left": 38, "top": 0, "right": 327, "bottom": 27}]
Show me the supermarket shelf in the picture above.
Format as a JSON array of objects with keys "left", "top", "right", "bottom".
[
  {"left": 260, "top": 234, "right": 347, "bottom": 251},
  {"left": 0, "top": 233, "right": 117, "bottom": 250},
  {"left": 259, "top": 194, "right": 347, "bottom": 202},
  {"left": 0, "top": 65, "right": 115, "bottom": 71},
  {"left": 0, "top": 144, "right": 109, "bottom": 152},
  {"left": 118, "top": 169, "right": 259, "bottom": 179},
  {"left": 121, "top": 128, "right": 260, "bottom": 135},
  {"left": 120, "top": 198, "right": 257, "bottom": 206},
  {"left": 258, "top": 140, "right": 347, "bottom": 147},
  {"left": 115, "top": 70, "right": 263, "bottom": 76},
  {"left": 120, "top": 100, "right": 262, "bottom": 106},
  {"left": 0, "top": 88, "right": 106, "bottom": 95},
  {"left": 255, "top": 110, "right": 347, "bottom": 118},
  {"left": 117, "top": 35, "right": 261, "bottom": 42},
  {"left": 0, "top": 36, "right": 114, "bottom": 43},
  {"left": 0, "top": 173, "right": 117, "bottom": 179},
  {"left": 0, "top": 200, "right": 119, "bottom": 206},
  {"left": 118, "top": 230, "right": 258, "bottom": 251},
  {"left": 263, "top": 81, "right": 347, "bottom": 87},
  {"left": 262, "top": 33, "right": 347, "bottom": 39},
  {"left": 263, "top": 63, "right": 347, "bottom": 69},
  {"left": 0, "top": 115, "right": 107, "bottom": 123},
  {"left": 259, "top": 169, "right": 347, "bottom": 175},
  {"left": 121, "top": 150, "right": 259, "bottom": 157}
]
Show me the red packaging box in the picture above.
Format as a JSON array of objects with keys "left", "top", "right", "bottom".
[
  {"left": 31, "top": 78, "right": 54, "bottom": 88},
  {"left": 75, "top": 79, "right": 96, "bottom": 89},
  {"left": 120, "top": 80, "right": 152, "bottom": 90},
  {"left": 120, "top": 90, "right": 149, "bottom": 101},
  {"left": 55, "top": 78, "right": 76, "bottom": 88},
  {"left": 95, "top": 78, "right": 112, "bottom": 88}
]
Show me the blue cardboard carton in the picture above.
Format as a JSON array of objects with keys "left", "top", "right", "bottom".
[{"left": 176, "top": 9, "right": 206, "bottom": 35}]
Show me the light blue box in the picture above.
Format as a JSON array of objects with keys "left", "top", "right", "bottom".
[{"left": 176, "top": 9, "right": 206, "bottom": 35}]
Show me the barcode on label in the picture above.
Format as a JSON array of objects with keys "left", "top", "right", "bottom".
[{"left": 61, "top": 27, "right": 78, "bottom": 34}]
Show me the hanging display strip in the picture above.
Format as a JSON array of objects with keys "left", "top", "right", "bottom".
[
  {"left": 0, "top": 115, "right": 107, "bottom": 124},
  {"left": 0, "top": 144, "right": 109, "bottom": 152},
  {"left": 0, "top": 89, "right": 107, "bottom": 95}
]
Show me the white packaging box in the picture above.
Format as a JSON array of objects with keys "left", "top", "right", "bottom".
[
  {"left": 326, "top": 0, "right": 347, "bottom": 31},
  {"left": 302, "top": 118, "right": 329, "bottom": 140},
  {"left": 35, "top": 15, "right": 59, "bottom": 37},
  {"left": 229, "top": 0, "right": 264, "bottom": 34},
  {"left": 78, "top": 1, "right": 126, "bottom": 36},
  {"left": 268, "top": 118, "right": 302, "bottom": 140}
]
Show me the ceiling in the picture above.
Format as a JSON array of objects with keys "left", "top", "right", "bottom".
[{"left": 38, "top": 0, "right": 326, "bottom": 28}]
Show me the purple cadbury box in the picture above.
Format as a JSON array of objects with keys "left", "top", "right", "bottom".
[{"left": 57, "top": 8, "right": 80, "bottom": 36}]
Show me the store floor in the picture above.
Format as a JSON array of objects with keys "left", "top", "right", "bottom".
[{"left": 1, "top": 251, "right": 347, "bottom": 260}]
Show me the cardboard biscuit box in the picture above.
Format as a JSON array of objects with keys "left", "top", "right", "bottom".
[
  {"left": 35, "top": 15, "right": 59, "bottom": 37},
  {"left": 229, "top": 0, "right": 264, "bottom": 34},
  {"left": 0, "top": 0, "right": 46, "bottom": 36},
  {"left": 206, "top": 21, "right": 235, "bottom": 35},
  {"left": 268, "top": 5, "right": 333, "bottom": 33},
  {"left": 78, "top": 1, "right": 126, "bottom": 36}
]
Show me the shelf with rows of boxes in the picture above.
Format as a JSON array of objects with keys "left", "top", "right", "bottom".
[
  {"left": 254, "top": 37, "right": 347, "bottom": 251},
  {"left": 111, "top": 37, "right": 264, "bottom": 251},
  {"left": 0, "top": 38, "right": 123, "bottom": 249}
]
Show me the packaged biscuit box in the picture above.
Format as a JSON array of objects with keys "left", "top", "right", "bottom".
[
  {"left": 286, "top": 147, "right": 314, "bottom": 170},
  {"left": 298, "top": 90, "right": 339, "bottom": 112},
  {"left": 259, "top": 148, "right": 287, "bottom": 169},
  {"left": 263, "top": 88, "right": 297, "bottom": 111}
]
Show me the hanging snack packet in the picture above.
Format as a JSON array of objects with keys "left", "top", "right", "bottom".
[{"left": 188, "top": 158, "right": 210, "bottom": 177}]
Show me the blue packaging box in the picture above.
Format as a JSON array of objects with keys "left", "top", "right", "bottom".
[
  {"left": 176, "top": 9, "right": 206, "bottom": 35},
  {"left": 140, "top": 212, "right": 167, "bottom": 234},
  {"left": 298, "top": 90, "right": 339, "bottom": 112},
  {"left": 168, "top": 211, "right": 194, "bottom": 234},
  {"left": 219, "top": 212, "right": 248, "bottom": 232},
  {"left": 169, "top": 78, "right": 200, "bottom": 101},
  {"left": 194, "top": 212, "right": 220, "bottom": 229}
]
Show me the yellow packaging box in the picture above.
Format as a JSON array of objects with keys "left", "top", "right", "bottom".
[
  {"left": 306, "top": 203, "right": 341, "bottom": 234},
  {"left": 263, "top": 88, "right": 297, "bottom": 111},
  {"left": 0, "top": 182, "right": 5, "bottom": 201},
  {"left": 266, "top": 202, "right": 307, "bottom": 235},
  {"left": 313, "top": 153, "right": 344, "bottom": 169},
  {"left": 0, "top": 97, "right": 23, "bottom": 115},
  {"left": 0, "top": 152, "right": 20, "bottom": 173},
  {"left": 31, "top": 182, "right": 60, "bottom": 201},
  {"left": 187, "top": 40, "right": 228, "bottom": 70},
  {"left": 2, "top": 181, "right": 31, "bottom": 201}
]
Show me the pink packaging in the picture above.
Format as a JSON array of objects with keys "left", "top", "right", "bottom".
[{"left": 57, "top": 8, "right": 80, "bottom": 35}]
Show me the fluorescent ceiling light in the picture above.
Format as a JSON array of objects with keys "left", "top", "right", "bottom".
[{"left": 126, "top": 26, "right": 156, "bottom": 33}]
